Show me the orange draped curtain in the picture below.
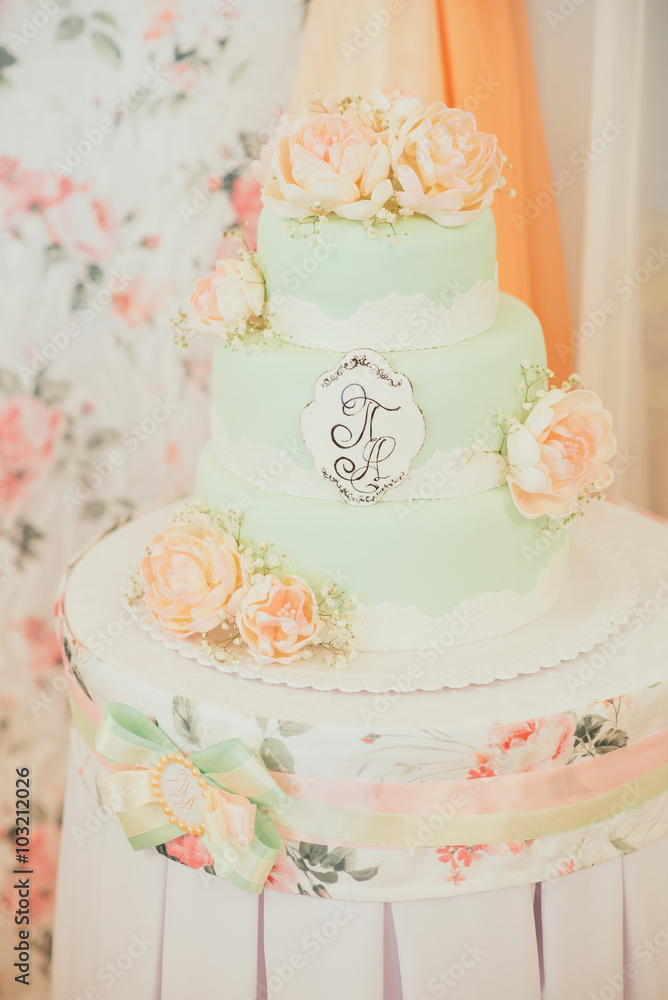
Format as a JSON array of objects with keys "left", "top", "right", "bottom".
[{"left": 291, "top": 0, "right": 572, "bottom": 380}]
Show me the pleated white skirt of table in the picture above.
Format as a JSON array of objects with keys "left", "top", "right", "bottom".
[{"left": 52, "top": 743, "right": 668, "bottom": 1000}]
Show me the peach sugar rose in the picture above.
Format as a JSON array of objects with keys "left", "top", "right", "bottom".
[
  {"left": 506, "top": 388, "right": 616, "bottom": 519},
  {"left": 141, "top": 521, "right": 245, "bottom": 636},
  {"left": 390, "top": 103, "right": 504, "bottom": 226},
  {"left": 258, "top": 113, "right": 393, "bottom": 221},
  {"left": 189, "top": 257, "right": 264, "bottom": 334},
  {"left": 237, "top": 574, "right": 321, "bottom": 664}
]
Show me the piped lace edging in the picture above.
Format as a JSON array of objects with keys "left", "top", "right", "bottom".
[
  {"left": 351, "top": 548, "right": 569, "bottom": 651},
  {"left": 210, "top": 410, "right": 507, "bottom": 502},
  {"left": 268, "top": 279, "right": 498, "bottom": 351}
]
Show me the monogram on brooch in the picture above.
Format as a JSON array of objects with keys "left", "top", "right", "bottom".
[{"left": 301, "top": 349, "right": 426, "bottom": 506}]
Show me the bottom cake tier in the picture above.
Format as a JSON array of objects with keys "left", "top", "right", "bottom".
[{"left": 196, "top": 446, "right": 569, "bottom": 651}]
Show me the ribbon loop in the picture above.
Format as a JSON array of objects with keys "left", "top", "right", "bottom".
[{"left": 94, "top": 702, "right": 284, "bottom": 893}]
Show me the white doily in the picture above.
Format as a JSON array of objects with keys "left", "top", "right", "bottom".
[
  {"left": 269, "top": 279, "right": 498, "bottom": 351},
  {"left": 211, "top": 410, "right": 507, "bottom": 501},
  {"left": 123, "top": 508, "right": 639, "bottom": 693}
]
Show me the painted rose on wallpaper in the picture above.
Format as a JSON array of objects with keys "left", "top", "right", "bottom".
[
  {"left": 0, "top": 6, "right": 301, "bottom": 996},
  {"left": 0, "top": 395, "right": 64, "bottom": 518},
  {"left": 0, "top": 159, "right": 118, "bottom": 263}
]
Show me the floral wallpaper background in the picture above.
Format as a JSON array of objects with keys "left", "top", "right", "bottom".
[{"left": 0, "top": 1, "right": 305, "bottom": 994}]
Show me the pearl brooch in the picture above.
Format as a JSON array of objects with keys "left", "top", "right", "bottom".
[{"left": 150, "top": 752, "right": 206, "bottom": 838}]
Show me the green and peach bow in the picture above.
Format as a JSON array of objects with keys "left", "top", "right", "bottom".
[{"left": 95, "top": 702, "right": 286, "bottom": 894}]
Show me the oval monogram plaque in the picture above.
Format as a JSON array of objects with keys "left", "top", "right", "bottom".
[{"left": 300, "top": 349, "right": 426, "bottom": 506}]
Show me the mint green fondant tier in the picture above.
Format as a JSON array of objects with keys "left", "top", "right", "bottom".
[
  {"left": 196, "top": 443, "right": 566, "bottom": 619},
  {"left": 258, "top": 207, "right": 496, "bottom": 316},
  {"left": 212, "top": 293, "right": 545, "bottom": 469}
]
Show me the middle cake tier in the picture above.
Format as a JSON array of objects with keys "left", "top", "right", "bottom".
[
  {"left": 195, "top": 291, "right": 568, "bottom": 651},
  {"left": 209, "top": 293, "right": 545, "bottom": 497}
]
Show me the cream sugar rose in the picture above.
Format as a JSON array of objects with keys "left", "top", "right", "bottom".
[{"left": 151, "top": 89, "right": 618, "bottom": 667}]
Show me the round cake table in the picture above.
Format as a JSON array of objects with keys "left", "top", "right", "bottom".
[{"left": 51, "top": 498, "right": 668, "bottom": 1000}]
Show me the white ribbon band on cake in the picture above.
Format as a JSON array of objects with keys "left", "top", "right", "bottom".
[
  {"left": 211, "top": 410, "right": 507, "bottom": 502},
  {"left": 267, "top": 277, "right": 498, "bottom": 351}
]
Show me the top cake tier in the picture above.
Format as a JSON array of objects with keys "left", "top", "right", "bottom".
[{"left": 258, "top": 207, "right": 498, "bottom": 351}]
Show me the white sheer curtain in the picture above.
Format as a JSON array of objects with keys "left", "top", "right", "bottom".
[{"left": 526, "top": 0, "right": 668, "bottom": 512}]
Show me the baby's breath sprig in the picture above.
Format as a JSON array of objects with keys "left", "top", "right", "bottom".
[
  {"left": 518, "top": 359, "right": 553, "bottom": 410},
  {"left": 171, "top": 304, "right": 281, "bottom": 352},
  {"left": 239, "top": 537, "right": 286, "bottom": 588},
  {"left": 464, "top": 412, "right": 514, "bottom": 466},
  {"left": 171, "top": 499, "right": 211, "bottom": 523},
  {"left": 496, "top": 154, "right": 517, "bottom": 199},
  {"left": 336, "top": 93, "right": 360, "bottom": 115},
  {"left": 171, "top": 502, "right": 246, "bottom": 548},
  {"left": 170, "top": 309, "right": 193, "bottom": 348},
  {"left": 314, "top": 582, "right": 358, "bottom": 668},
  {"left": 221, "top": 223, "right": 250, "bottom": 251},
  {"left": 561, "top": 373, "right": 583, "bottom": 391},
  {"left": 201, "top": 622, "right": 244, "bottom": 665},
  {"left": 541, "top": 478, "right": 608, "bottom": 531},
  {"left": 363, "top": 203, "right": 412, "bottom": 244},
  {"left": 284, "top": 206, "right": 329, "bottom": 246},
  {"left": 124, "top": 570, "right": 144, "bottom": 607}
]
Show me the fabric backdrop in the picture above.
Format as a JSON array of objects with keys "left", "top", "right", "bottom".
[
  {"left": 0, "top": 2, "right": 304, "bottom": 996},
  {"left": 0, "top": 2, "right": 666, "bottom": 997},
  {"left": 525, "top": 0, "right": 668, "bottom": 510}
]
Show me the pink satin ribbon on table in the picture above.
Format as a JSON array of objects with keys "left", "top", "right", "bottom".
[
  {"left": 273, "top": 732, "right": 668, "bottom": 816},
  {"left": 66, "top": 669, "right": 668, "bottom": 835}
]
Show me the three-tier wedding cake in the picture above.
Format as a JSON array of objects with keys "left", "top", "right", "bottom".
[{"left": 152, "top": 88, "right": 615, "bottom": 670}]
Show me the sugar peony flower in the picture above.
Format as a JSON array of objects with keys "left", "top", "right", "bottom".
[
  {"left": 258, "top": 113, "right": 393, "bottom": 221},
  {"left": 507, "top": 388, "right": 616, "bottom": 519},
  {"left": 390, "top": 103, "right": 504, "bottom": 226},
  {"left": 308, "top": 89, "right": 425, "bottom": 133},
  {"left": 141, "top": 521, "right": 245, "bottom": 635},
  {"left": 346, "top": 88, "right": 425, "bottom": 132},
  {"left": 189, "top": 257, "right": 264, "bottom": 335},
  {"left": 238, "top": 574, "right": 321, "bottom": 664}
]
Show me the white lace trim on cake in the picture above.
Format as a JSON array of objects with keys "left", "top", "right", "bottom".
[
  {"left": 211, "top": 410, "right": 506, "bottom": 502},
  {"left": 351, "top": 547, "right": 570, "bottom": 651},
  {"left": 268, "top": 278, "right": 498, "bottom": 351}
]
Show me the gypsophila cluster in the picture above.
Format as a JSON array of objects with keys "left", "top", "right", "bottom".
[
  {"left": 283, "top": 207, "right": 329, "bottom": 245},
  {"left": 314, "top": 582, "right": 358, "bottom": 669},
  {"left": 518, "top": 359, "right": 553, "bottom": 410},
  {"left": 363, "top": 203, "right": 412, "bottom": 244}
]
